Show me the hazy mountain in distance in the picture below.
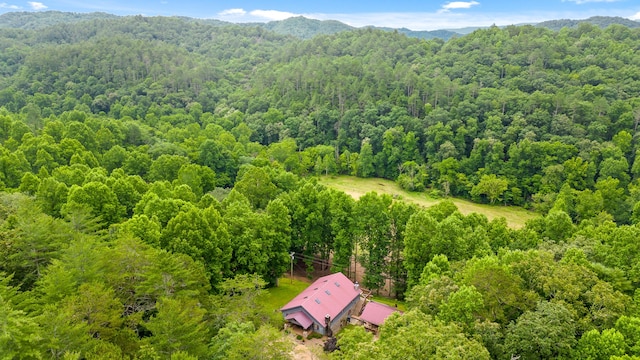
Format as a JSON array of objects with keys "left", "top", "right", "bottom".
[
  {"left": 536, "top": 16, "right": 640, "bottom": 31},
  {"left": 441, "top": 26, "right": 486, "bottom": 35},
  {"left": 440, "top": 16, "right": 639, "bottom": 36},
  {"left": 259, "top": 16, "right": 355, "bottom": 39},
  {"left": 1, "top": 11, "right": 639, "bottom": 41},
  {"left": 256, "top": 17, "right": 460, "bottom": 40},
  {"left": 368, "top": 26, "right": 460, "bottom": 40},
  {"left": 0, "top": 10, "right": 118, "bottom": 29}
]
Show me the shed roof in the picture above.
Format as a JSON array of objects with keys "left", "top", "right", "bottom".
[
  {"left": 281, "top": 272, "right": 360, "bottom": 325},
  {"left": 359, "top": 301, "right": 400, "bottom": 326},
  {"left": 285, "top": 311, "right": 313, "bottom": 329}
]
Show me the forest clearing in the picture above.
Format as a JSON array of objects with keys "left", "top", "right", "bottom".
[{"left": 319, "top": 175, "right": 539, "bottom": 228}]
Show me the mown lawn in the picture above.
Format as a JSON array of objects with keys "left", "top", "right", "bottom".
[
  {"left": 260, "top": 277, "right": 312, "bottom": 313},
  {"left": 318, "top": 175, "right": 539, "bottom": 229},
  {"left": 370, "top": 295, "right": 407, "bottom": 312}
]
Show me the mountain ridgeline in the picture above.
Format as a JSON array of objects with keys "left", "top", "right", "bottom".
[
  {"left": 537, "top": 16, "right": 640, "bottom": 31},
  {"left": 2, "top": 11, "right": 639, "bottom": 39},
  {"left": 1, "top": 11, "right": 640, "bottom": 360}
]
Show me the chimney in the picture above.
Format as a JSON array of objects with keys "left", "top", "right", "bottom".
[{"left": 325, "top": 314, "right": 332, "bottom": 337}]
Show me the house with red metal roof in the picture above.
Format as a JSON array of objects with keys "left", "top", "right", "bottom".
[
  {"left": 280, "top": 272, "right": 361, "bottom": 336},
  {"left": 358, "top": 301, "right": 401, "bottom": 334}
]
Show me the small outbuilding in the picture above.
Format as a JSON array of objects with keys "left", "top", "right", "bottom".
[
  {"left": 358, "top": 301, "right": 401, "bottom": 334},
  {"left": 280, "top": 272, "right": 361, "bottom": 336}
]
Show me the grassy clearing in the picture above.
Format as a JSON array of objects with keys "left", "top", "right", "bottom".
[
  {"left": 318, "top": 175, "right": 539, "bottom": 229},
  {"left": 260, "top": 277, "right": 311, "bottom": 313},
  {"left": 370, "top": 295, "right": 407, "bottom": 312}
]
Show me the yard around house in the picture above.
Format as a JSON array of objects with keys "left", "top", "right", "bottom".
[
  {"left": 260, "top": 277, "right": 312, "bottom": 313},
  {"left": 318, "top": 175, "right": 539, "bottom": 229},
  {"left": 259, "top": 278, "right": 327, "bottom": 359},
  {"left": 261, "top": 277, "right": 407, "bottom": 315},
  {"left": 262, "top": 278, "right": 407, "bottom": 359},
  {"left": 370, "top": 294, "right": 406, "bottom": 312}
]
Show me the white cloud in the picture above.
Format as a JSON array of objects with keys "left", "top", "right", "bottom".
[
  {"left": 218, "top": 8, "right": 246, "bottom": 16},
  {"left": 28, "top": 1, "right": 47, "bottom": 10},
  {"left": 442, "top": 1, "right": 480, "bottom": 11},
  {"left": 217, "top": 8, "right": 299, "bottom": 22},
  {"left": 631, "top": 12, "right": 640, "bottom": 20},
  {"left": 0, "top": 2, "right": 21, "bottom": 9},
  {"left": 249, "top": 9, "right": 297, "bottom": 21}
]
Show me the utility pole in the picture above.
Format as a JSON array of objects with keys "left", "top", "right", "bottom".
[
  {"left": 354, "top": 242, "right": 357, "bottom": 283},
  {"left": 290, "top": 252, "right": 295, "bottom": 284}
]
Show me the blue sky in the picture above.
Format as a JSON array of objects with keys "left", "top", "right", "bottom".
[{"left": 1, "top": 1, "right": 639, "bottom": 30}]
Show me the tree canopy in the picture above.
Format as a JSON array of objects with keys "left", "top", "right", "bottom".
[{"left": 1, "top": 12, "right": 640, "bottom": 359}]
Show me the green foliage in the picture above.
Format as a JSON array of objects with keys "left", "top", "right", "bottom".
[
  {"left": 37, "top": 303, "right": 94, "bottom": 358},
  {"left": 214, "top": 274, "right": 268, "bottom": 325},
  {"left": 537, "top": 16, "right": 640, "bottom": 31},
  {"left": 573, "top": 328, "right": 626, "bottom": 360},
  {"left": 354, "top": 192, "right": 393, "bottom": 290},
  {"left": 0, "top": 274, "right": 43, "bottom": 359},
  {"left": 471, "top": 174, "right": 509, "bottom": 204},
  {"left": 209, "top": 322, "right": 292, "bottom": 360},
  {"left": 504, "top": 301, "right": 577, "bottom": 360},
  {"left": 334, "top": 309, "right": 491, "bottom": 360},
  {"left": 142, "top": 297, "right": 209, "bottom": 358},
  {"left": 0, "top": 195, "right": 71, "bottom": 289},
  {"left": 64, "top": 181, "right": 125, "bottom": 225},
  {"left": 161, "top": 206, "right": 231, "bottom": 286},
  {"left": 461, "top": 256, "right": 538, "bottom": 326},
  {"left": 1, "top": 13, "right": 640, "bottom": 360},
  {"left": 615, "top": 316, "right": 640, "bottom": 356},
  {"left": 334, "top": 326, "right": 374, "bottom": 359},
  {"left": 403, "top": 209, "right": 438, "bottom": 288},
  {"left": 437, "top": 284, "right": 484, "bottom": 330},
  {"left": 234, "top": 165, "right": 278, "bottom": 209},
  {"left": 356, "top": 141, "right": 375, "bottom": 178}
]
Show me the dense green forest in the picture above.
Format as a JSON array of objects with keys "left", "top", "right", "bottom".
[
  {"left": 1, "top": 12, "right": 640, "bottom": 359},
  {"left": 537, "top": 16, "right": 640, "bottom": 31}
]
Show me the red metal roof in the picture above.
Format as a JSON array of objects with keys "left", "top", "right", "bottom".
[
  {"left": 285, "top": 311, "right": 314, "bottom": 329},
  {"left": 359, "top": 301, "right": 400, "bottom": 326},
  {"left": 281, "top": 272, "right": 360, "bottom": 325}
]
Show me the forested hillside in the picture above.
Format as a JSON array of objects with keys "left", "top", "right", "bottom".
[
  {"left": 1, "top": 13, "right": 640, "bottom": 359},
  {"left": 0, "top": 11, "right": 118, "bottom": 29},
  {"left": 537, "top": 16, "right": 640, "bottom": 31}
]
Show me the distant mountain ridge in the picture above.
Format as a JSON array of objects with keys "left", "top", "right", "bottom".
[
  {"left": 258, "top": 16, "right": 354, "bottom": 40},
  {"left": 0, "top": 11, "right": 638, "bottom": 40},
  {"left": 536, "top": 16, "right": 640, "bottom": 31},
  {"left": 0, "top": 10, "right": 118, "bottom": 29},
  {"left": 366, "top": 26, "right": 459, "bottom": 41}
]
